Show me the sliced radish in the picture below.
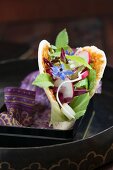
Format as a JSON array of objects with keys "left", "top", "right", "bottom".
[
  {"left": 56, "top": 72, "right": 82, "bottom": 120},
  {"left": 54, "top": 77, "right": 74, "bottom": 99},
  {"left": 77, "top": 51, "right": 90, "bottom": 64},
  {"left": 54, "top": 78, "right": 63, "bottom": 87},
  {"left": 81, "top": 70, "right": 89, "bottom": 79}
]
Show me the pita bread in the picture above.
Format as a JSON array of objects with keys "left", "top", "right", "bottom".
[
  {"left": 38, "top": 40, "right": 106, "bottom": 130},
  {"left": 76, "top": 46, "right": 107, "bottom": 97}
]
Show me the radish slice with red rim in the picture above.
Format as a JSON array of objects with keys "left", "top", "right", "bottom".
[
  {"left": 81, "top": 70, "right": 89, "bottom": 79},
  {"left": 76, "top": 51, "right": 90, "bottom": 64},
  {"left": 56, "top": 72, "right": 82, "bottom": 120},
  {"left": 54, "top": 77, "right": 74, "bottom": 99}
]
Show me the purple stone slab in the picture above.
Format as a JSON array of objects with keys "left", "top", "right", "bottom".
[
  {"left": 20, "top": 71, "right": 50, "bottom": 110},
  {"left": 32, "top": 109, "right": 52, "bottom": 129}
]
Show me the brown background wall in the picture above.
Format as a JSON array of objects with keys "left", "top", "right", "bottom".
[
  {"left": 0, "top": 0, "right": 113, "bottom": 22},
  {"left": 0, "top": 0, "right": 113, "bottom": 67}
]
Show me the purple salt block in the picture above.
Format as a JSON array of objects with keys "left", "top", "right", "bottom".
[
  {"left": 20, "top": 71, "right": 50, "bottom": 111},
  {"left": 20, "top": 71, "right": 38, "bottom": 91},
  {"left": 32, "top": 109, "right": 52, "bottom": 129}
]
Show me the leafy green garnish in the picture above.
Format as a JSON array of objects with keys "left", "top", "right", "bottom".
[
  {"left": 74, "top": 78, "right": 88, "bottom": 89},
  {"left": 32, "top": 73, "right": 54, "bottom": 88},
  {"left": 42, "top": 86, "right": 68, "bottom": 123},
  {"left": 49, "top": 29, "right": 70, "bottom": 59},
  {"left": 51, "top": 45, "right": 57, "bottom": 50},
  {"left": 70, "top": 93, "right": 90, "bottom": 119},
  {"left": 50, "top": 101, "right": 68, "bottom": 123},
  {"left": 55, "top": 29, "right": 69, "bottom": 49},
  {"left": 71, "top": 66, "right": 85, "bottom": 79},
  {"left": 49, "top": 51, "right": 61, "bottom": 57},
  {"left": 66, "top": 55, "right": 92, "bottom": 69},
  {"left": 88, "top": 69, "right": 96, "bottom": 94}
]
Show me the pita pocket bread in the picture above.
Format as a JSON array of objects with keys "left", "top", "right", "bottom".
[{"left": 33, "top": 29, "right": 106, "bottom": 130}]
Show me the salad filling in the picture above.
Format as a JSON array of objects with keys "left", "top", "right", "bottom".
[{"left": 33, "top": 29, "right": 106, "bottom": 129}]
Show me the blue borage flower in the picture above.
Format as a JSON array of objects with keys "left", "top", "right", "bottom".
[
  {"left": 51, "top": 64, "right": 73, "bottom": 80},
  {"left": 65, "top": 50, "right": 75, "bottom": 56}
]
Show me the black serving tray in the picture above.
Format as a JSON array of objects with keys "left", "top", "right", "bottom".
[
  {"left": 0, "top": 59, "right": 113, "bottom": 170},
  {"left": 0, "top": 59, "right": 94, "bottom": 146},
  {"left": 0, "top": 100, "right": 93, "bottom": 147}
]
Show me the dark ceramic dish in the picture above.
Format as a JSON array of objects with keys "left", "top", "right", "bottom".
[
  {"left": 0, "top": 59, "right": 113, "bottom": 170},
  {"left": 0, "top": 59, "right": 93, "bottom": 146}
]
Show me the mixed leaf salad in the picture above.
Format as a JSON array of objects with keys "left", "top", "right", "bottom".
[{"left": 33, "top": 29, "right": 96, "bottom": 124}]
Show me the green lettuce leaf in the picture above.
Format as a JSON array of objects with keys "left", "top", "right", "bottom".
[
  {"left": 88, "top": 69, "right": 96, "bottom": 91},
  {"left": 32, "top": 73, "right": 54, "bottom": 88},
  {"left": 66, "top": 55, "right": 92, "bottom": 69},
  {"left": 88, "top": 69, "right": 96, "bottom": 96},
  {"left": 51, "top": 45, "right": 57, "bottom": 50},
  {"left": 44, "top": 89, "right": 68, "bottom": 123},
  {"left": 49, "top": 51, "right": 61, "bottom": 57},
  {"left": 55, "top": 29, "right": 69, "bottom": 49},
  {"left": 50, "top": 101, "right": 68, "bottom": 123},
  {"left": 71, "top": 66, "right": 85, "bottom": 79},
  {"left": 74, "top": 78, "right": 88, "bottom": 89},
  {"left": 70, "top": 93, "right": 90, "bottom": 119}
]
